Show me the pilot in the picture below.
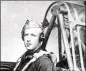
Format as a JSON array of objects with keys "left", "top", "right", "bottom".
[{"left": 13, "top": 20, "right": 57, "bottom": 71}]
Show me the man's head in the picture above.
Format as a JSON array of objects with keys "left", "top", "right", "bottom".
[{"left": 21, "top": 20, "right": 44, "bottom": 51}]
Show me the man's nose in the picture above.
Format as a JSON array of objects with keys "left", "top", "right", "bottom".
[{"left": 27, "top": 40, "right": 30, "bottom": 42}]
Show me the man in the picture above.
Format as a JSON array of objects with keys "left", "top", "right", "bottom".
[{"left": 13, "top": 20, "right": 57, "bottom": 71}]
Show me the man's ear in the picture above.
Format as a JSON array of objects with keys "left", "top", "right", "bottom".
[{"left": 39, "top": 32, "right": 45, "bottom": 42}]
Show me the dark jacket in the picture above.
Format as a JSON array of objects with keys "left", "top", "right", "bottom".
[
  {"left": 14, "top": 52, "right": 56, "bottom": 71},
  {"left": 26, "top": 54, "right": 55, "bottom": 71}
]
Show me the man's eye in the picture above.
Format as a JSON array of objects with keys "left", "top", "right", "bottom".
[
  {"left": 24, "top": 34, "right": 28, "bottom": 36},
  {"left": 31, "top": 34, "right": 36, "bottom": 36}
]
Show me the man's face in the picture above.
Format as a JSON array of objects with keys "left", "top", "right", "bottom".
[{"left": 24, "top": 28, "right": 41, "bottom": 50}]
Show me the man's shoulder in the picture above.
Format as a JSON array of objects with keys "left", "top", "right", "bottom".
[
  {"left": 35, "top": 54, "right": 53, "bottom": 65},
  {"left": 39, "top": 54, "right": 51, "bottom": 59}
]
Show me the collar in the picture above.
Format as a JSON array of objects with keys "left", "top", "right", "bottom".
[{"left": 33, "top": 50, "right": 49, "bottom": 59}]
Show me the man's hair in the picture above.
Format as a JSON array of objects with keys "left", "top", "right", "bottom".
[{"left": 21, "top": 28, "right": 25, "bottom": 41}]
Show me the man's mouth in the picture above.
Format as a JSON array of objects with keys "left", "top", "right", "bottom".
[{"left": 26, "top": 43, "right": 32, "bottom": 47}]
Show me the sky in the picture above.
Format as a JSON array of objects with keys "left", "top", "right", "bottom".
[{"left": 1, "top": 1, "right": 60, "bottom": 62}]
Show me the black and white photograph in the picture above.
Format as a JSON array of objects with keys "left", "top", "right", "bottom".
[{"left": 1, "top": 1, "right": 86, "bottom": 71}]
